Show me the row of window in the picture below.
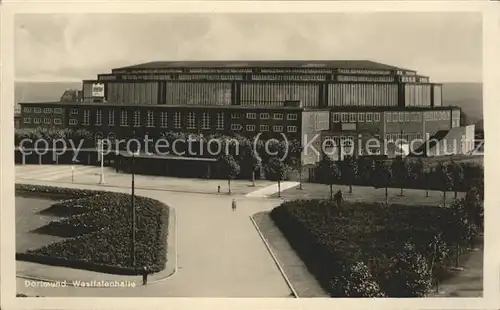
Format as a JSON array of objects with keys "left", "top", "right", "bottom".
[
  {"left": 322, "top": 132, "right": 423, "bottom": 147},
  {"left": 24, "top": 117, "right": 62, "bottom": 125},
  {"left": 385, "top": 112, "right": 423, "bottom": 123},
  {"left": 23, "top": 107, "right": 63, "bottom": 114},
  {"left": 423, "top": 111, "right": 451, "bottom": 121},
  {"left": 229, "top": 124, "right": 297, "bottom": 133},
  {"left": 385, "top": 132, "right": 423, "bottom": 141},
  {"left": 332, "top": 112, "right": 381, "bottom": 123},
  {"left": 230, "top": 112, "right": 298, "bottom": 121}
]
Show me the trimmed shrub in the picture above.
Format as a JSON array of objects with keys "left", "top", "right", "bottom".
[
  {"left": 270, "top": 199, "right": 472, "bottom": 297},
  {"left": 16, "top": 184, "right": 169, "bottom": 275}
]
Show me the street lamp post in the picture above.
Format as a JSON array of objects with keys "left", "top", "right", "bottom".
[
  {"left": 71, "top": 165, "right": 74, "bottom": 183},
  {"left": 131, "top": 130, "right": 137, "bottom": 269},
  {"left": 98, "top": 140, "right": 105, "bottom": 185}
]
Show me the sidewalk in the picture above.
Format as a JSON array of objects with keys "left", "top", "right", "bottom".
[
  {"left": 429, "top": 236, "right": 484, "bottom": 297},
  {"left": 17, "top": 207, "right": 178, "bottom": 287},
  {"left": 17, "top": 165, "right": 274, "bottom": 196}
]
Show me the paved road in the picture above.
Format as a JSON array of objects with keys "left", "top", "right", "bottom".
[{"left": 16, "top": 177, "right": 292, "bottom": 297}]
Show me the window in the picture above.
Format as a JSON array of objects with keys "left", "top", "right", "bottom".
[
  {"left": 434, "top": 112, "right": 438, "bottom": 120},
  {"left": 83, "top": 109, "right": 90, "bottom": 125},
  {"left": 287, "top": 126, "right": 297, "bottom": 133},
  {"left": 392, "top": 134, "right": 399, "bottom": 141},
  {"left": 23, "top": 117, "right": 31, "bottom": 124},
  {"left": 231, "top": 112, "right": 241, "bottom": 119},
  {"left": 71, "top": 108, "right": 78, "bottom": 115},
  {"left": 34, "top": 108, "right": 41, "bottom": 113},
  {"left": 43, "top": 108, "right": 52, "bottom": 114},
  {"left": 358, "top": 113, "right": 365, "bottom": 122},
  {"left": 108, "top": 110, "right": 115, "bottom": 126},
  {"left": 349, "top": 113, "right": 356, "bottom": 122},
  {"left": 399, "top": 112, "right": 404, "bottom": 122},
  {"left": 202, "top": 112, "right": 210, "bottom": 129},
  {"left": 187, "top": 112, "right": 196, "bottom": 129},
  {"left": 332, "top": 113, "right": 340, "bottom": 123},
  {"left": 160, "top": 112, "right": 168, "bottom": 128},
  {"left": 54, "top": 119, "right": 62, "bottom": 125},
  {"left": 54, "top": 108, "right": 63, "bottom": 114},
  {"left": 96, "top": 109, "right": 102, "bottom": 126},
  {"left": 273, "top": 125, "right": 283, "bottom": 132},
  {"left": 23, "top": 107, "right": 32, "bottom": 113},
  {"left": 69, "top": 119, "right": 78, "bottom": 126},
  {"left": 365, "top": 113, "right": 372, "bottom": 122},
  {"left": 173, "top": 112, "right": 181, "bottom": 128},
  {"left": 231, "top": 124, "right": 242, "bottom": 131},
  {"left": 33, "top": 118, "right": 41, "bottom": 124},
  {"left": 44, "top": 118, "right": 51, "bottom": 124},
  {"left": 273, "top": 113, "right": 283, "bottom": 120},
  {"left": 133, "top": 110, "right": 141, "bottom": 127},
  {"left": 246, "top": 113, "right": 256, "bottom": 119},
  {"left": 108, "top": 132, "right": 116, "bottom": 141},
  {"left": 246, "top": 125, "right": 255, "bottom": 131},
  {"left": 120, "top": 110, "right": 128, "bottom": 126},
  {"left": 385, "top": 134, "right": 392, "bottom": 141},
  {"left": 216, "top": 113, "right": 224, "bottom": 130},
  {"left": 386, "top": 113, "right": 392, "bottom": 122},
  {"left": 341, "top": 113, "right": 348, "bottom": 122},
  {"left": 147, "top": 110, "right": 154, "bottom": 127},
  {"left": 260, "top": 125, "right": 269, "bottom": 131},
  {"left": 260, "top": 113, "right": 269, "bottom": 119},
  {"left": 416, "top": 132, "right": 422, "bottom": 140},
  {"left": 287, "top": 113, "right": 298, "bottom": 121}
]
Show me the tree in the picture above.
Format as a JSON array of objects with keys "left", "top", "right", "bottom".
[
  {"left": 339, "top": 155, "right": 358, "bottom": 194},
  {"left": 290, "top": 156, "right": 304, "bottom": 190},
  {"left": 447, "top": 161, "right": 464, "bottom": 199},
  {"left": 449, "top": 198, "right": 478, "bottom": 269},
  {"left": 373, "top": 160, "right": 392, "bottom": 204},
  {"left": 356, "top": 157, "right": 374, "bottom": 185},
  {"left": 381, "top": 243, "right": 432, "bottom": 297},
  {"left": 318, "top": 156, "right": 342, "bottom": 200},
  {"left": 329, "top": 261, "right": 385, "bottom": 297},
  {"left": 391, "top": 156, "right": 410, "bottom": 196},
  {"left": 265, "top": 157, "right": 290, "bottom": 197},
  {"left": 435, "top": 163, "right": 453, "bottom": 206},
  {"left": 217, "top": 154, "right": 240, "bottom": 194},
  {"left": 463, "top": 186, "right": 484, "bottom": 232},
  {"left": 409, "top": 158, "right": 425, "bottom": 188},
  {"left": 428, "top": 233, "right": 449, "bottom": 292}
]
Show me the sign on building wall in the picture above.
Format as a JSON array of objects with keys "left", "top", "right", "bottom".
[{"left": 92, "top": 83, "right": 105, "bottom": 97}]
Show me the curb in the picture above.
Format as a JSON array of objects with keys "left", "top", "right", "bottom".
[
  {"left": 249, "top": 215, "right": 298, "bottom": 298},
  {"left": 17, "top": 207, "right": 179, "bottom": 287}
]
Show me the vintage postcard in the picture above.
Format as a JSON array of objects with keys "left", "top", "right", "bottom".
[{"left": 1, "top": 1, "right": 499, "bottom": 310}]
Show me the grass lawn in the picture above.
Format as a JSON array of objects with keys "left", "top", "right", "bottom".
[
  {"left": 16, "top": 196, "right": 66, "bottom": 253},
  {"left": 273, "top": 183, "right": 464, "bottom": 207}
]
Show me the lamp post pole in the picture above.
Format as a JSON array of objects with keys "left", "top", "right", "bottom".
[
  {"left": 131, "top": 130, "right": 136, "bottom": 269},
  {"left": 99, "top": 140, "right": 105, "bottom": 184}
]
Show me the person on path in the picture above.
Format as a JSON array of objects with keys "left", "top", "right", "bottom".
[
  {"left": 232, "top": 198, "right": 237, "bottom": 211},
  {"left": 142, "top": 266, "right": 148, "bottom": 285}
]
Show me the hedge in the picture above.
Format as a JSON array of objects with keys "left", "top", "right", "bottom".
[
  {"left": 16, "top": 184, "right": 169, "bottom": 275},
  {"left": 270, "top": 199, "right": 477, "bottom": 297}
]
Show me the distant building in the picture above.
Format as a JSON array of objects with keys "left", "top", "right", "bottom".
[{"left": 18, "top": 60, "right": 470, "bottom": 172}]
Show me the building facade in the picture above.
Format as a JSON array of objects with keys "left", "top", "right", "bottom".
[{"left": 18, "top": 60, "right": 464, "bottom": 166}]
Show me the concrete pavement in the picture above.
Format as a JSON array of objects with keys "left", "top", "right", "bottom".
[{"left": 15, "top": 171, "right": 292, "bottom": 297}]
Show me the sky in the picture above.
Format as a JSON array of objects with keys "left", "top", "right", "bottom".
[{"left": 15, "top": 12, "right": 482, "bottom": 83}]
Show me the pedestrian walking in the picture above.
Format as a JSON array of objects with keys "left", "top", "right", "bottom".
[
  {"left": 217, "top": 185, "right": 221, "bottom": 193},
  {"left": 231, "top": 198, "right": 237, "bottom": 211},
  {"left": 142, "top": 266, "right": 148, "bottom": 285}
]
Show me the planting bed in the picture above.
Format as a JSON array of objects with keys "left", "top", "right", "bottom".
[
  {"left": 271, "top": 199, "right": 479, "bottom": 297},
  {"left": 16, "top": 184, "right": 169, "bottom": 275}
]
